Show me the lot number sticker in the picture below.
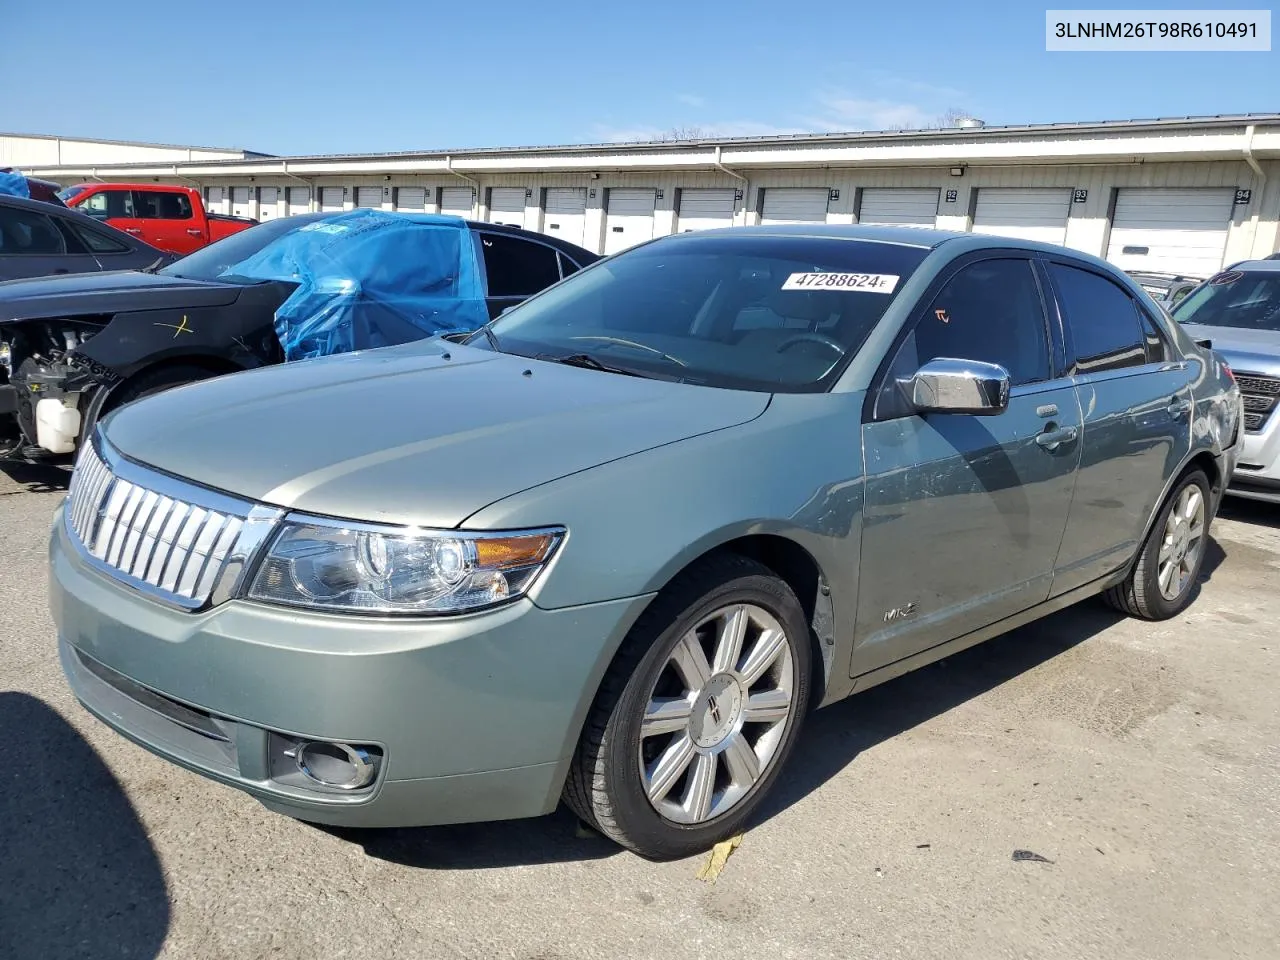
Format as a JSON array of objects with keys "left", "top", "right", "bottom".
[{"left": 782, "top": 272, "right": 899, "bottom": 293}]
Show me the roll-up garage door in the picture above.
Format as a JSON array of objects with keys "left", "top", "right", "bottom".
[
  {"left": 972, "top": 188, "right": 1071, "bottom": 244},
  {"left": 858, "top": 188, "right": 939, "bottom": 227},
  {"left": 231, "top": 187, "right": 252, "bottom": 219},
  {"left": 206, "top": 187, "right": 225, "bottom": 214},
  {"left": 761, "top": 188, "right": 829, "bottom": 224},
  {"left": 441, "top": 186, "right": 475, "bottom": 218},
  {"left": 678, "top": 188, "right": 736, "bottom": 232},
  {"left": 605, "top": 188, "right": 657, "bottom": 254},
  {"left": 257, "top": 186, "right": 279, "bottom": 221},
  {"left": 543, "top": 187, "right": 587, "bottom": 247},
  {"left": 488, "top": 187, "right": 527, "bottom": 227},
  {"left": 1105, "top": 188, "right": 1235, "bottom": 277},
  {"left": 287, "top": 186, "right": 311, "bottom": 216},
  {"left": 355, "top": 186, "right": 383, "bottom": 209},
  {"left": 396, "top": 187, "right": 427, "bottom": 212},
  {"left": 320, "top": 187, "right": 345, "bottom": 212}
]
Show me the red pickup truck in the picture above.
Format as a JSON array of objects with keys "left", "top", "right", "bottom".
[{"left": 59, "top": 183, "right": 257, "bottom": 255}]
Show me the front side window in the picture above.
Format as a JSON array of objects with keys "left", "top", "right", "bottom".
[
  {"left": 477, "top": 235, "right": 929, "bottom": 393},
  {"left": 0, "top": 207, "right": 68, "bottom": 255},
  {"left": 82, "top": 190, "right": 134, "bottom": 219},
  {"left": 1171, "top": 270, "right": 1280, "bottom": 332},
  {"left": 479, "top": 233, "right": 561, "bottom": 297},
  {"left": 897, "top": 258, "right": 1051, "bottom": 387},
  {"left": 134, "top": 190, "right": 193, "bottom": 220},
  {"left": 1049, "top": 262, "right": 1147, "bottom": 373}
]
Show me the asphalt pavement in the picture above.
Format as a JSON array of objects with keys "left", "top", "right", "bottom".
[{"left": 1, "top": 460, "right": 1277, "bottom": 960}]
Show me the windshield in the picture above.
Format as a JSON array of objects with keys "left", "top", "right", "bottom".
[
  {"left": 158, "top": 214, "right": 327, "bottom": 282},
  {"left": 474, "top": 235, "right": 928, "bottom": 393},
  {"left": 56, "top": 185, "right": 88, "bottom": 203},
  {"left": 1172, "top": 270, "right": 1280, "bottom": 331}
]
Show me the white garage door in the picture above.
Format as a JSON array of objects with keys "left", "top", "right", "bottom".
[
  {"left": 320, "top": 187, "right": 345, "bottom": 212},
  {"left": 441, "top": 186, "right": 475, "bottom": 218},
  {"left": 605, "top": 188, "right": 657, "bottom": 254},
  {"left": 287, "top": 186, "right": 311, "bottom": 216},
  {"left": 859, "top": 188, "right": 939, "bottom": 227},
  {"left": 1106, "top": 188, "right": 1235, "bottom": 277},
  {"left": 257, "top": 186, "right": 279, "bottom": 221},
  {"left": 543, "top": 187, "right": 587, "bottom": 247},
  {"left": 972, "top": 188, "right": 1071, "bottom": 244},
  {"left": 355, "top": 186, "right": 383, "bottom": 209},
  {"left": 761, "top": 188, "right": 829, "bottom": 224},
  {"left": 231, "top": 187, "right": 252, "bottom": 219},
  {"left": 206, "top": 187, "right": 225, "bottom": 214},
  {"left": 488, "top": 187, "right": 527, "bottom": 227},
  {"left": 678, "top": 188, "right": 736, "bottom": 232},
  {"left": 395, "top": 187, "right": 427, "bottom": 212}
]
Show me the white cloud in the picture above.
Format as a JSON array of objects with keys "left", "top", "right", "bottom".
[
  {"left": 589, "top": 119, "right": 808, "bottom": 143},
  {"left": 675, "top": 93, "right": 707, "bottom": 108},
  {"left": 801, "top": 96, "right": 936, "bottom": 132}
]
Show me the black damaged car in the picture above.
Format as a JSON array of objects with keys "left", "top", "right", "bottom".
[{"left": 0, "top": 212, "right": 597, "bottom": 459}]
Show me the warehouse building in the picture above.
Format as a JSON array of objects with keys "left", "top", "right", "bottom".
[{"left": 6, "top": 113, "right": 1280, "bottom": 276}]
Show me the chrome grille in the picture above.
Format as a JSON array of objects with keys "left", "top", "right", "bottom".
[
  {"left": 66, "top": 441, "right": 252, "bottom": 608},
  {"left": 1234, "top": 372, "right": 1280, "bottom": 434}
]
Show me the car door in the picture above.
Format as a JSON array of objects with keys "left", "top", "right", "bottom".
[
  {"left": 80, "top": 188, "right": 145, "bottom": 241},
  {"left": 852, "top": 254, "right": 1083, "bottom": 676},
  {"left": 474, "top": 230, "right": 565, "bottom": 319},
  {"left": 0, "top": 203, "right": 100, "bottom": 279},
  {"left": 58, "top": 213, "right": 166, "bottom": 273},
  {"left": 133, "top": 189, "right": 201, "bottom": 255},
  {"left": 1041, "top": 258, "right": 1195, "bottom": 596}
]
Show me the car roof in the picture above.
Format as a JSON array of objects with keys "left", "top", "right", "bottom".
[
  {"left": 1223, "top": 259, "right": 1280, "bottom": 273},
  {"left": 0, "top": 192, "right": 77, "bottom": 214}
]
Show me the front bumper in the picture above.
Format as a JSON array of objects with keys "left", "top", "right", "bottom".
[
  {"left": 50, "top": 505, "right": 650, "bottom": 827},
  {"left": 1229, "top": 404, "right": 1280, "bottom": 504}
]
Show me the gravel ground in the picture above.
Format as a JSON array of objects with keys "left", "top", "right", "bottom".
[{"left": 2, "top": 460, "right": 1277, "bottom": 960}]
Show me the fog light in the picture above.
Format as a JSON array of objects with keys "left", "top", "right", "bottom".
[{"left": 294, "top": 741, "right": 378, "bottom": 790}]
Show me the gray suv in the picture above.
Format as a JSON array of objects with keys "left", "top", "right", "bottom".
[{"left": 49, "top": 226, "right": 1242, "bottom": 861}]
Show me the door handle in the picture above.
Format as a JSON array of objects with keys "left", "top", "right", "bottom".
[
  {"left": 1035, "top": 424, "right": 1078, "bottom": 451},
  {"left": 1168, "top": 396, "right": 1192, "bottom": 418},
  {"left": 125, "top": 227, "right": 142, "bottom": 234},
  {"left": 186, "top": 228, "right": 202, "bottom": 236}
]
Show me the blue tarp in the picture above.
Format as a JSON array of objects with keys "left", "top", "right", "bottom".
[
  {"left": 0, "top": 169, "right": 31, "bottom": 199},
  {"left": 221, "top": 210, "right": 489, "bottom": 362}
]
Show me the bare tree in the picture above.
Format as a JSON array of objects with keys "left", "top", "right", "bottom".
[
  {"left": 656, "top": 126, "right": 707, "bottom": 142},
  {"left": 924, "top": 107, "right": 975, "bottom": 130}
]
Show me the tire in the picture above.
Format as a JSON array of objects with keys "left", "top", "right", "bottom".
[
  {"left": 1104, "top": 469, "right": 1211, "bottom": 621},
  {"left": 105, "top": 364, "right": 218, "bottom": 412},
  {"left": 564, "top": 553, "right": 812, "bottom": 860}
]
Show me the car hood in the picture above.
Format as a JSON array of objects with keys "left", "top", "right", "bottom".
[
  {"left": 0, "top": 270, "right": 242, "bottom": 322},
  {"left": 103, "top": 341, "right": 771, "bottom": 528},
  {"left": 1180, "top": 323, "right": 1280, "bottom": 378}
]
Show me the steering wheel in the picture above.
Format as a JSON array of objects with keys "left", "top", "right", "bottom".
[{"left": 775, "top": 332, "right": 845, "bottom": 356}]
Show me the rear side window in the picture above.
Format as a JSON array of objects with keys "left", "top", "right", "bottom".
[
  {"left": 82, "top": 190, "right": 135, "bottom": 219},
  {"left": 558, "top": 251, "right": 581, "bottom": 278},
  {"left": 900, "top": 258, "right": 1051, "bottom": 386},
  {"left": 0, "top": 207, "right": 68, "bottom": 255},
  {"left": 1049, "top": 263, "right": 1147, "bottom": 373},
  {"left": 479, "top": 232, "right": 561, "bottom": 297},
  {"left": 66, "top": 219, "right": 131, "bottom": 254},
  {"left": 134, "top": 190, "right": 193, "bottom": 220}
]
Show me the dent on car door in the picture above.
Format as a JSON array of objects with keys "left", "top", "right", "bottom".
[
  {"left": 853, "top": 255, "right": 1083, "bottom": 677},
  {"left": 1043, "top": 260, "right": 1194, "bottom": 596}
]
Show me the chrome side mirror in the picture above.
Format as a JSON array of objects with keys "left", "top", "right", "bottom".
[{"left": 907, "top": 358, "right": 1010, "bottom": 416}]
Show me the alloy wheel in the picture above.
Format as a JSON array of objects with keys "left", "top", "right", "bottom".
[
  {"left": 638, "top": 602, "right": 796, "bottom": 825},
  {"left": 1158, "top": 482, "right": 1206, "bottom": 601}
]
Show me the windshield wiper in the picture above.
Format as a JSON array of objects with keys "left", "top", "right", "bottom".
[
  {"left": 533, "top": 352, "right": 646, "bottom": 377},
  {"left": 568, "top": 335, "right": 688, "bottom": 367},
  {"left": 480, "top": 324, "right": 502, "bottom": 352}
]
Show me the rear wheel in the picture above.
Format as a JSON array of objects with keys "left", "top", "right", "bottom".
[
  {"left": 1105, "top": 469, "right": 1211, "bottom": 620},
  {"left": 564, "top": 554, "right": 811, "bottom": 860}
]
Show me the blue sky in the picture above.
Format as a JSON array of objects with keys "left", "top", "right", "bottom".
[{"left": 4, "top": 0, "right": 1276, "bottom": 155}]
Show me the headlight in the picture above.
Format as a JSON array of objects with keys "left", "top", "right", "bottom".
[{"left": 247, "top": 517, "right": 564, "bottom": 615}]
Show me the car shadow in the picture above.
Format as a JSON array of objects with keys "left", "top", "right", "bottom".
[
  {"left": 0, "top": 693, "right": 169, "bottom": 960},
  {"left": 1217, "top": 496, "right": 1280, "bottom": 529},
  {"left": 0, "top": 459, "right": 72, "bottom": 493}
]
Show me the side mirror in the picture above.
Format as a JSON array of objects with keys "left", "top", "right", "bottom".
[{"left": 906, "top": 358, "right": 1010, "bottom": 416}]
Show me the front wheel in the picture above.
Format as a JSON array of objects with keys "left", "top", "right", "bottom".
[{"left": 564, "top": 554, "right": 811, "bottom": 860}]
